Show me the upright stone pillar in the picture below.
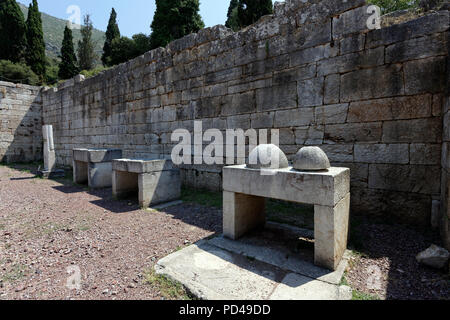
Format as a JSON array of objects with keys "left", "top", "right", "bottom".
[
  {"left": 39, "top": 125, "right": 65, "bottom": 178},
  {"left": 43, "top": 125, "right": 55, "bottom": 172}
]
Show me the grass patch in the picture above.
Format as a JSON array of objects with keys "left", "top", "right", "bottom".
[
  {"left": 181, "top": 187, "right": 222, "bottom": 209},
  {"left": 352, "top": 290, "right": 381, "bottom": 301},
  {"left": 1, "top": 263, "right": 28, "bottom": 283},
  {"left": 340, "top": 273, "right": 381, "bottom": 301},
  {"left": 144, "top": 268, "right": 194, "bottom": 300}
]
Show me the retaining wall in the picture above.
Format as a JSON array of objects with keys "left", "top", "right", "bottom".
[
  {"left": 39, "top": 0, "right": 449, "bottom": 227},
  {"left": 0, "top": 81, "right": 42, "bottom": 163}
]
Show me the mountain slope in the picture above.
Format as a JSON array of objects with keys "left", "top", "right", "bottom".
[{"left": 18, "top": 2, "right": 105, "bottom": 64}]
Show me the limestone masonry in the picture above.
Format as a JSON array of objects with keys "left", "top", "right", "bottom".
[
  {"left": 0, "top": 81, "right": 42, "bottom": 163},
  {"left": 0, "top": 0, "right": 449, "bottom": 246}
]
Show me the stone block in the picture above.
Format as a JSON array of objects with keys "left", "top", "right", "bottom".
[
  {"left": 223, "top": 165, "right": 350, "bottom": 270},
  {"left": 369, "top": 164, "right": 441, "bottom": 195},
  {"left": 290, "top": 44, "right": 337, "bottom": 67},
  {"left": 386, "top": 33, "right": 447, "bottom": 63},
  {"left": 112, "top": 159, "right": 181, "bottom": 208},
  {"left": 251, "top": 112, "right": 274, "bottom": 129},
  {"left": 295, "top": 126, "right": 324, "bottom": 145},
  {"left": 366, "top": 11, "right": 449, "bottom": 48},
  {"left": 223, "top": 165, "right": 350, "bottom": 207},
  {"left": 410, "top": 144, "right": 442, "bottom": 165},
  {"left": 73, "top": 148, "right": 123, "bottom": 163},
  {"left": 274, "top": 108, "right": 314, "bottom": 128},
  {"left": 324, "top": 74, "right": 340, "bottom": 105},
  {"left": 317, "top": 47, "right": 385, "bottom": 76},
  {"left": 315, "top": 104, "right": 349, "bottom": 125},
  {"left": 256, "top": 83, "right": 298, "bottom": 112},
  {"left": 332, "top": 6, "right": 370, "bottom": 40},
  {"left": 382, "top": 118, "right": 442, "bottom": 143},
  {"left": 340, "top": 33, "right": 365, "bottom": 54},
  {"left": 88, "top": 162, "right": 115, "bottom": 189},
  {"left": 404, "top": 57, "right": 447, "bottom": 95},
  {"left": 223, "top": 191, "right": 266, "bottom": 240},
  {"left": 354, "top": 144, "right": 409, "bottom": 164},
  {"left": 324, "top": 122, "right": 382, "bottom": 144},
  {"left": 72, "top": 148, "right": 123, "bottom": 188},
  {"left": 340, "top": 65, "right": 404, "bottom": 102},
  {"left": 315, "top": 194, "right": 350, "bottom": 270},
  {"left": 320, "top": 145, "right": 354, "bottom": 163},
  {"left": 442, "top": 142, "right": 450, "bottom": 171},
  {"left": 298, "top": 77, "right": 324, "bottom": 107},
  {"left": 347, "top": 95, "right": 432, "bottom": 122}
]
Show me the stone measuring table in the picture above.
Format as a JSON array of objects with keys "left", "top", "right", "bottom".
[
  {"left": 73, "top": 148, "right": 122, "bottom": 189},
  {"left": 223, "top": 165, "right": 350, "bottom": 270},
  {"left": 112, "top": 159, "right": 181, "bottom": 208}
]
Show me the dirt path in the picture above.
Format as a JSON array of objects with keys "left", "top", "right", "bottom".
[
  {"left": 0, "top": 164, "right": 221, "bottom": 300},
  {"left": 0, "top": 164, "right": 449, "bottom": 300}
]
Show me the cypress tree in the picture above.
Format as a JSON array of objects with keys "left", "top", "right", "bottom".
[
  {"left": 237, "top": 0, "right": 273, "bottom": 28},
  {"left": 77, "top": 14, "right": 97, "bottom": 71},
  {"left": 150, "top": 0, "right": 204, "bottom": 49},
  {"left": 25, "top": 0, "right": 46, "bottom": 80},
  {"left": 102, "top": 8, "right": 120, "bottom": 67},
  {"left": 0, "top": 0, "right": 27, "bottom": 62},
  {"left": 225, "top": 0, "right": 239, "bottom": 31},
  {"left": 58, "top": 26, "right": 79, "bottom": 80}
]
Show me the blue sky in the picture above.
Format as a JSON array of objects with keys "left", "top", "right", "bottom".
[{"left": 17, "top": 0, "right": 280, "bottom": 38}]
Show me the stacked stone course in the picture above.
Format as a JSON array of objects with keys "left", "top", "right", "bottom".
[
  {"left": 0, "top": 81, "right": 42, "bottom": 163},
  {"left": 35, "top": 0, "right": 450, "bottom": 228}
]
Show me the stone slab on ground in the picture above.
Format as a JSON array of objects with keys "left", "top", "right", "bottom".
[{"left": 156, "top": 223, "right": 352, "bottom": 300}]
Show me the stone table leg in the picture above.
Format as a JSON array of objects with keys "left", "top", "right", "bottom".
[
  {"left": 112, "top": 170, "right": 138, "bottom": 199},
  {"left": 73, "top": 160, "right": 88, "bottom": 184},
  {"left": 223, "top": 191, "right": 266, "bottom": 240},
  {"left": 138, "top": 171, "right": 181, "bottom": 208},
  {"left": 314, "top": 193, "right": 350, "bottom": 270},
  {"left": 88, "top": 162, "right": 114, "bottom": 189}
]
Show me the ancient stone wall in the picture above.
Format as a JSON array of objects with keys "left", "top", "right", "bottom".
[
  {"left": 0, "top": 81, "right": 42, "bottom": 163},
  {"left": 41, "top": 0, "right": 449, "bottom": 226},
  {"left": 442, "top": 48, "right": 450, "bottom": 249}
]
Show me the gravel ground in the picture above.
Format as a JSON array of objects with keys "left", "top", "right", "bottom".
[
  {"left": 0, "top": 164, "right": 448, "bottom": 300},
  {"left": 0, "top": 164, "right": 221, "bottom": 300},
  {"left": 346, "top": 219, "right": 450, "bottom": 300}
]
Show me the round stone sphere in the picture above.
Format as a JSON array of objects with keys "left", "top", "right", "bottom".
[
  {"left": 247, "top": 144, "right": 289, "bottom": 170},
  {"left": 294, "top": 147, "right": 331, "bottom": 171}
]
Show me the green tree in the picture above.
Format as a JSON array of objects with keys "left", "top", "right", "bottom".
[
  {"left": 0, "top": 60, "right": 39, "bottom": 85},
  {"left": 225, "top": 0, "right": 240, "bottom": 31},
  {"left": 368, "top": 0, "right": 419, "bottom": 14},
  {"left": 0, "top": 0, "right": 27, "bottom": 62},
  {"left": 132, "top": 33, "right": 151, "bottom": 55},
  {"left": 150, "top": 0, "right": 204, "bottom": 49},
  {"left": 25, "top": 0, "right": 46, "bottom": 80},
  {"left": 237, "top": 0, "right": 273, "bottom": 28},
  {"left": 77, "top": 14, "right": 97, "bottom": 71},
  {"left": 58, "top": 26, "right": 79, "bottom": 80},
  {"left": 102, "top": 8, "right": 121, "bottom": 67},
  {"left": 110, "top": 36, "right": 136, "bottom": 65},
  {"left": 109, "top": 33, "right": 151, "bottom": 66}
]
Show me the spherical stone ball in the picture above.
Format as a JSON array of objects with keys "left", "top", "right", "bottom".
[
  {"left": 293, "top": 147, "right": 331, "bottom": 171},
  {"left": 247, "top": 144, "right": 289, "bottom": 170}
]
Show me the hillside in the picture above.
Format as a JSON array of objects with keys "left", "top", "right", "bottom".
[{"left": 18, "top": 2, "right": 105, "bottom": 64}]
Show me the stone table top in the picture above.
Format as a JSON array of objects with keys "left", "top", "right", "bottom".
[
  {"left": 73, "top": 148, "right": 123, "bottom": 163},
  {"left": 112, "top": 159, "right": 176, "bottom": 174},
  {"left": 223, "top": 165, "right": 350, "bottom": 207}
]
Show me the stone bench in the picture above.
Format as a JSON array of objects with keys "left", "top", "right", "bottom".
[
  {"left": 112, "top": 159, "right": 181, "bottom": 208},
  {"left": 73, "top": 148, "right": 122, "bottom": 189},
  {"left": 222, "top": 165, "right": 350, "bottom": 271}
]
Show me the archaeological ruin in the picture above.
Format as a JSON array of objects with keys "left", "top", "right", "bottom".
[{"left": 1, "top": 0, "right": 449, "bottom": 253}]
